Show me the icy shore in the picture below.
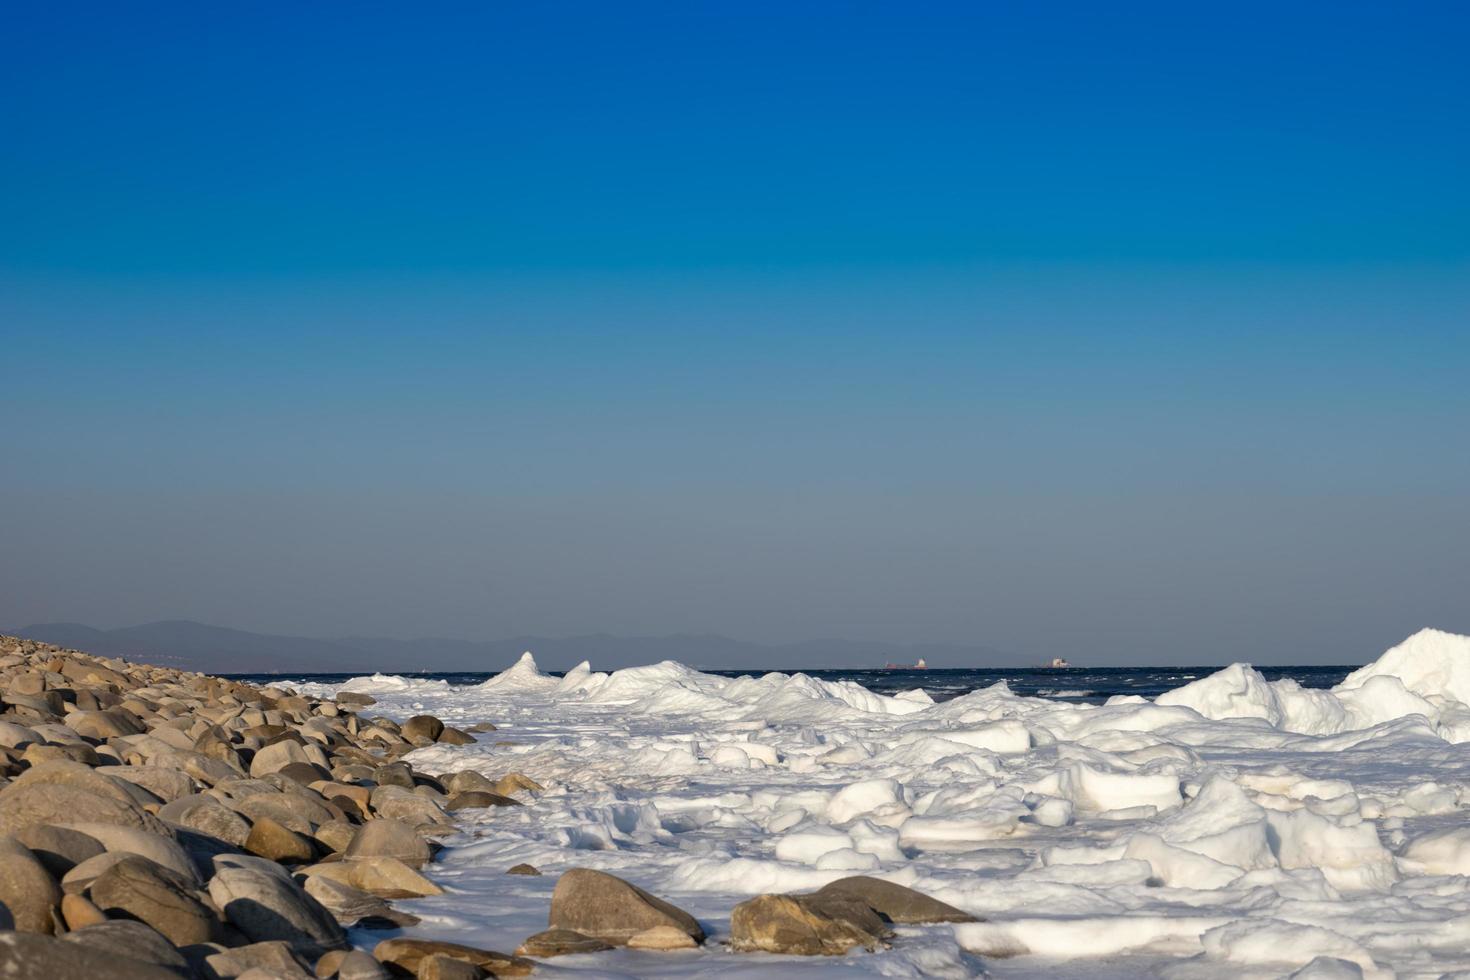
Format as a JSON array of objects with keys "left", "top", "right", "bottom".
[{"left": 296, "top": 628, "right": 1470, "bottom": 978}]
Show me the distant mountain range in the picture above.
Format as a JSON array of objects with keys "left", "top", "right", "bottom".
[{"left": 3, "top": 619, "right": 1014, "bottom": 675}]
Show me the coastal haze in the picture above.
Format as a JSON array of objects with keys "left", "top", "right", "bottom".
[{"left": 1, "top": 620, "right": 1008, "bottom": 675}]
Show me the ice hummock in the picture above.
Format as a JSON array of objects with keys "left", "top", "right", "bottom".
[{"left": 291, "top": 628, "right": 1470, "bottom": 978}]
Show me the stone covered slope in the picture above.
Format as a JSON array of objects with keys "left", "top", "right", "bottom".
[{"left": 0, "top": 633, "right": 531, "bottom": 979}]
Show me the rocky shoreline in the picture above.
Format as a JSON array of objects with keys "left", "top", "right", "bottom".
[{"left": 0, "top": 634, "right": 975, "bottom": 978}]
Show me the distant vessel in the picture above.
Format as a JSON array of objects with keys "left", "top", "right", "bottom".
[
  {"left": 882, "top": 657, "right": 928, "bottom": 670},
  {"left": 1046, "top": 657, "right": 1071, "bottom": 669}
]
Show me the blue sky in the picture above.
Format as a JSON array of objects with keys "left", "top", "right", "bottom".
[{"left": 2, "top": 2, "right": 1467, "bottom": 664}]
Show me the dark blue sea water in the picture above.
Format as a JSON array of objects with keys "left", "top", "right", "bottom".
[{"left": 231, "top": 664, "right": 1358, "bottom": 706}]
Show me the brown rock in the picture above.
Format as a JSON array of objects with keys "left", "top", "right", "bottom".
[
  {"left": 506, "top": 864, "right": 541, "bottom": 876},
  {"left": 371, "top": 938, "right": 532, "bottom": 977},
  {"left": 447, "top": 791, "right": 522, "bottom": 811},
  {"left": 729, "top": 892, "right": 891, "bottom": 956},
  {"left": 60, "top": 893, "right": 108, "bottom": 930},
  {"left": 304, "top": 872, "right": 420, "bottom": 928},
  {"left": 493, "top": 773, "right": 542, "bottom": 796},
  {"left": 814, "top": 875, "right": 977, "bottom": 924},
  {"left": 627, "top": 924, "right": 700, "bottom": 949},
  {"left": 206, "top": 939, "right": 315, "bottom": 979},
  {"left": 246, "top": 815, "right": 317, "bottom": 863},
  {"left": 90, "top": 854, "right": 223, "bottom": 946},
  {"left": 344, "top": 817, "right": 432, "bottom": 867},
  {"left": 59, "top": 920, "right": 192, "bottom": 972},
  {"left": 435, "top": 727, "right": 476, "bottom": 746},
  {"left": 0, "top": 761, "right": 171, "bottom": 837},
  {"left": 208, "top": 862, "right": 347, "bottom": 957},
  {"left": 317, "top": 948, "right": 391, "bottom": 979},
  {"left": 419, "top": 953, "right": 485, "bottom": 980},
  {"left": 0, "top": 835, "right": 62, "bottom": 933},
  {"left": 64, "top": 708, "right": 147, "bottom": 739},
  {"left": 15, "top": 824, "right": 105, "bottom": 878},
  {"left": 401, "top": 715, "right": 445, "bottom": 742},
  {"left": 0, "top": 931, "right": 181, "bottom": 979},
  {"left": 548, "top": 868, "right": 704, "bottom": 946},
  {"left": 515, "top": 928, "right": 613, "bottom": 957},
  {"left": 313, "top": 820, "right": 357, "bottom": 854}
]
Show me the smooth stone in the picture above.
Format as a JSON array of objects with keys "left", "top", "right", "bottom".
[
  {"left": 0, "top": 931, "right": 183, "bottom": 979},
  {"left": 90, "top": 854, "right": 224, "bottom": 946},
  {"left": 371, "top": 938, "right": 532, "bottom": 977},
  {"left": 506, "top": 864, "right": 541, "bottom": 876},
  {"left": 627, "top": 924, "right": 700, "bottom": 949},
  {"left": 419, "top": 953, "right": 484, "bottom": 980},
  {"left": 245, "top": 815, "right": 317, "bottom": 863},
  {"left": 446, "top": 791, "right": 521, "bottom": 810},
  {"left": 548, "top": 868, "right": 705, "bottom": 946},
  {"left": 209, "top": 864, "right": 348, "bottom": 957},
  {"left": 65, "top": 708, "right": 147, "bottom": 739},
  {"left": 65, "top": 822, "right": 202, "bottom": 885},
  {"left": 814, "top": 875, "right": 979, "bottom": 924},
  {"left": 515, "top": 928, "right": 614, "bottom": 957},
  {"left": 14, "top": 823, "right": 105, "bottom": 879},
  {"left": 303, "top": 873, "right": 419, "bottom": 928},
  {"left": 60, "top": 893, "right": 108, "bottom": 930},
  {"left": 400, "top": 715, "right": 444, "bottom": 742},
  {"left": 316, "top": 948, "right": 391, "bottom": 979},
  {"left": 60, "top": 919, "right": 192, "bottom": 972},
  {"left": 0, "top": 835, "right": 63, "bottom": 933},
  {"left": 206, "top": 940, "right": 315, "bottom": 979},
  {"left": 344, "top": 817, "right": 431, "bottom": 867},
  {"left": 0, "top": 761, "right": 172, "bottom": 837},
  {"left": 158, "top": 794, "right": 252, "bottom": 847},
  {"left": 729, "top": 892, "right": 892, "bottom": 956}
]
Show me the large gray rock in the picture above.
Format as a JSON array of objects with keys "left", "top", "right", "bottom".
[
  {"left": 0, "top": 761, "right": 171, "bottom": 837},
  {"left": 107, "top": 766, "right": 198, "bottom": 804},
  {"left": 15, "top": 823, "right": 106, "bottom": 877},
  {"left": 343, "top": 817, "right": 431, "bottom": 867},
  {"left": 302, "top": 873, "right": 419, "bottom": 927},
  {"left": 371, "top": 939, "right": 532, "bottom": 977},
  {"left": 729, "top": 892, "right": 892, "bottom": 955},
  {"left": 367, "top": 785, "right": 452, "bottom": 828},
  {"left": 208, "top": 863, "right": 347, "bottom": 957},
  {"left": 0, "top": 932, "right": 183, "bottom": 980},
  {"left": 249, "top": 739, "right": 325, "bottom": 778},
  {"left": 321, "top": 949, "right": 391, "bottom": 980},
  {"left": 0, "top": 835, "right": 62, "bottom": 932},
  {"left": 90, "top": 855, "right": 224, "bottom": 946},
  {"left": 243, "top": 815, "right": 315, "bottom": 863},
  {"left": 814, "top": 875, "right": 978, "bottom": 923},
  {"left": 548, "top": 868, "right": 704, "bottom": 946},
  {"left": 59, "top": 919, "right": 192, "bottom": 972},
  {"left": 401, "top": 715, "right": 445, "bottom": 741},
  {"left": 516, "top": 928, "right": 614, "bottom": 957},
  {"left": 158, "top": 794, "right": 252, "bottom": 847},
  {"left": 64, "top": 708, "right": 147, "bottom": 739},
  {"left": 447, "top": 791, "right": 521, "bottom": 810},
  {"left": 65, "top": 822, "right": 202, "bottom": 884},
  {"left": 204, "top": 940, "right": 314, "bottom": 979}
]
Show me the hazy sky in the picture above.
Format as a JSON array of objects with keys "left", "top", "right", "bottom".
[{"left": 2, "top": 3, "right": 1467, "bottom": 665}]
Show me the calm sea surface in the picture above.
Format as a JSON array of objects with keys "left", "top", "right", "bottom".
[{"left": 232, "top": 665, "right": 1357, "bottom": 706}]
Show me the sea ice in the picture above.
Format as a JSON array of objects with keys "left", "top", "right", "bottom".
[{"left": 291, "top": 628, "right": 1470, "bottom": 977}]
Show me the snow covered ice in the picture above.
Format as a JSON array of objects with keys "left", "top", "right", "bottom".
[{"left": 294, "top": 629, "right": 1470, "bottom": 978}]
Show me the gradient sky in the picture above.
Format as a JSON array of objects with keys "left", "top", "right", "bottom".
[{"left": 2, "top": 2, "right": 1467, "bottom": 665}]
